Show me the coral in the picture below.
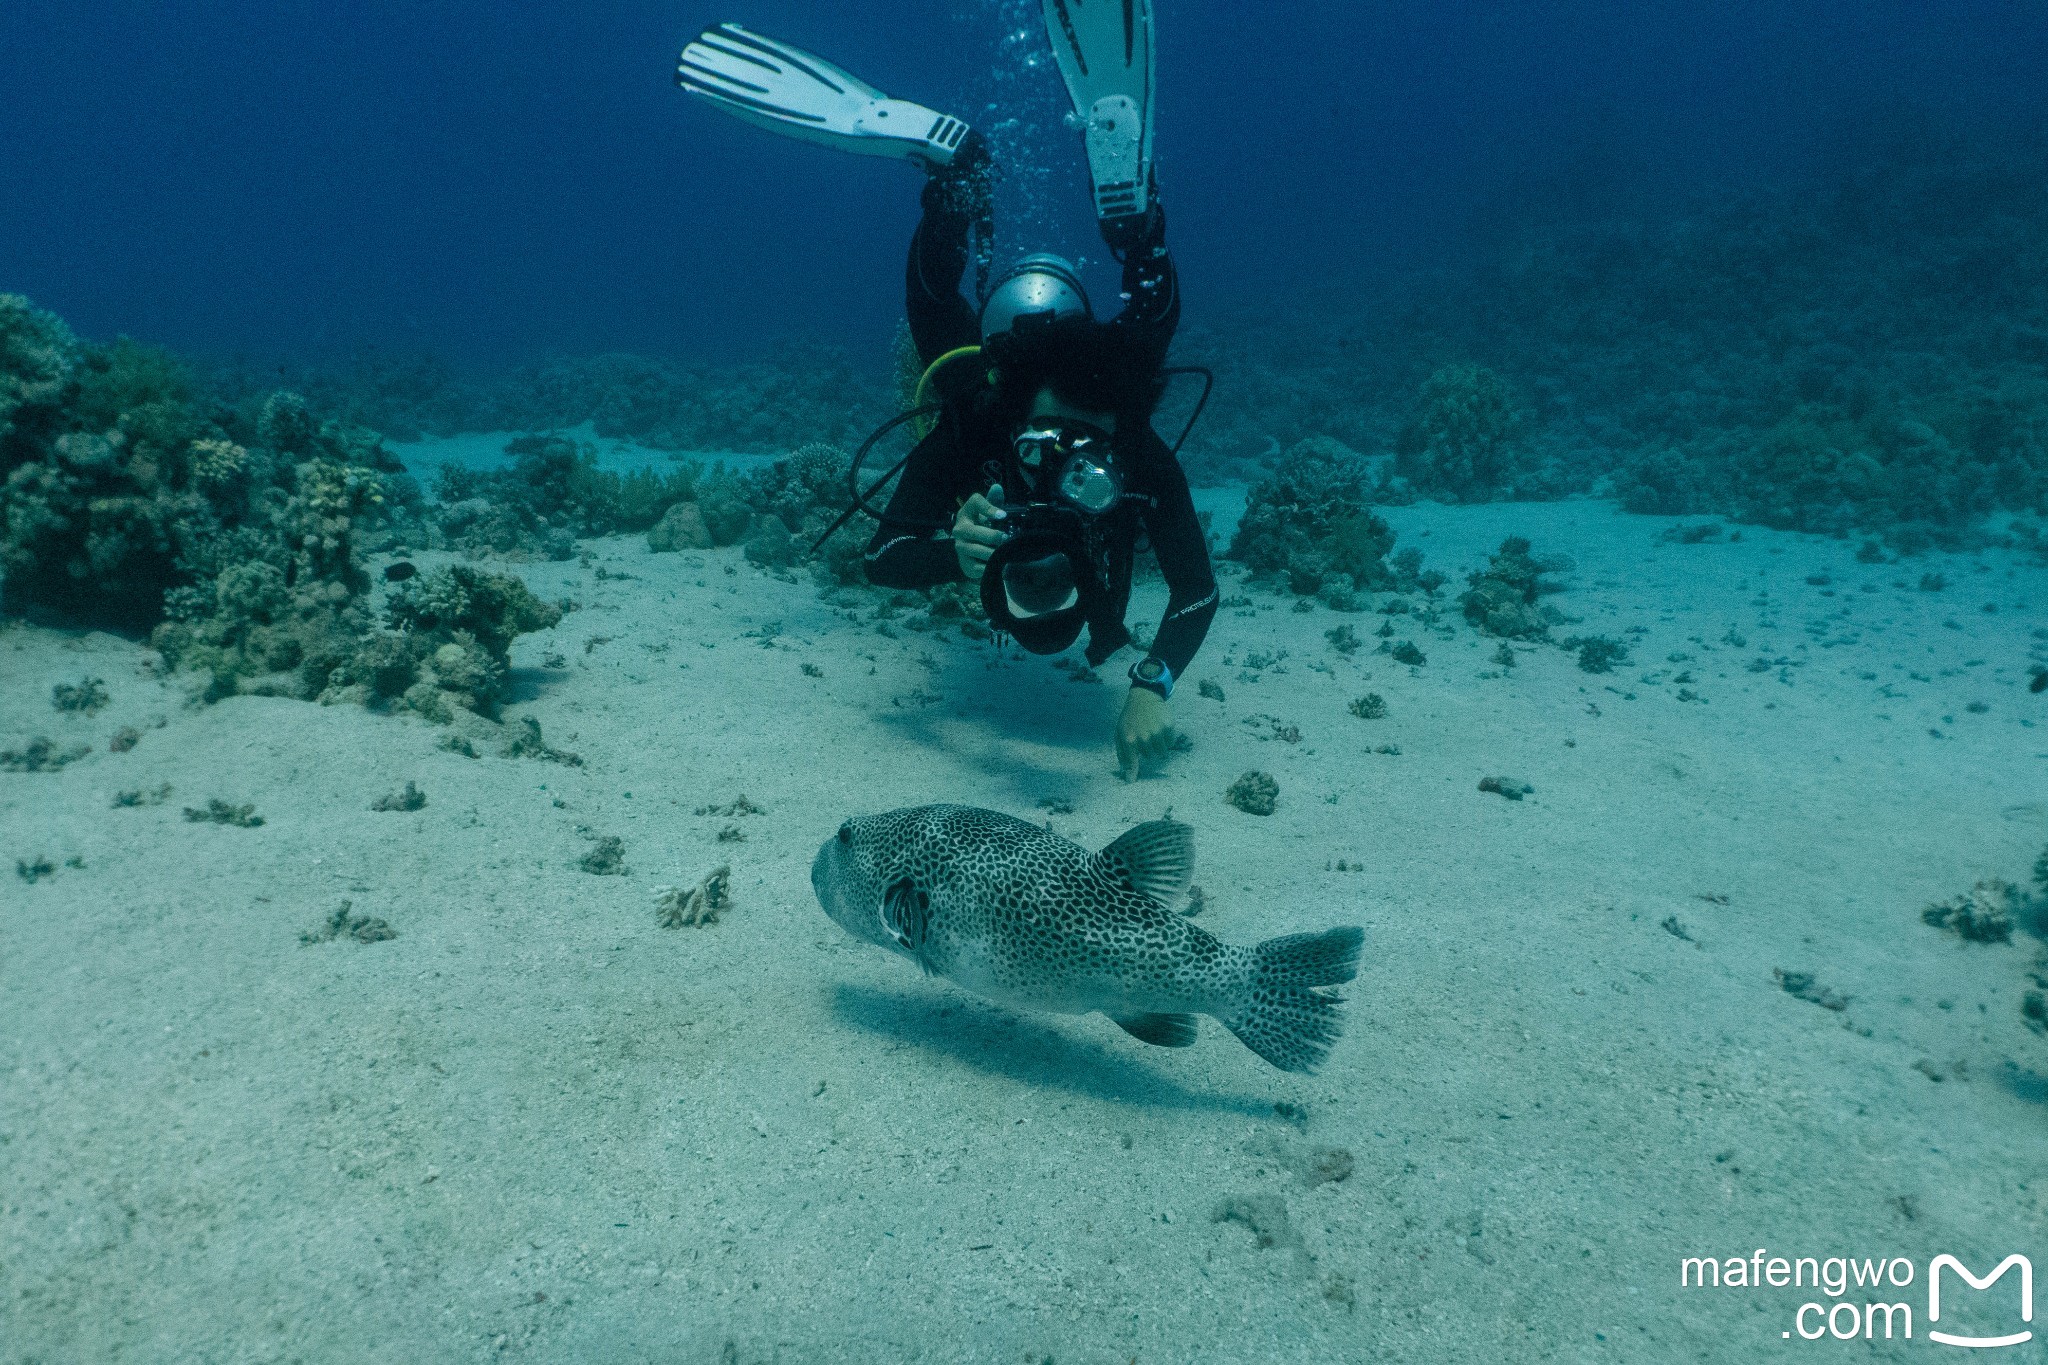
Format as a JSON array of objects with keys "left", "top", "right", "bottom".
[
  {"left": 0, "top": 294, "right": 80, "bottom": 445},
  {"left": 151, "top": 559, "right": 371, "bottom": 702},
  {"left": 742, "top": 517, "right": 796, "bottom": 569},
  {"left": 695, "top": 795, "right": 765, "bottom": 817},
  {"left": 385, "top": 565, "right": 558, "bottom": 669},
  {"left": 1388, "top": 640, "right": 1426, "bottom": 667},
  {"left": 1564, "top": 636, "right": 1629, "bottom": 674},
  {"left": 1, "top": 737, "right": 91, "bottom": 772},
  {"left": 1460, "top": 537, "right": 1570, "bottom": 640},
  {"left": 500, "top": 715, "right": 581, "bottom": 765},
  {"left": 112, "top": 783, "right": 171, "bottom": 807},
  {"left": 1348, "top": 693, "right": 1387, "bottom": 720},
  {"left": 371, "top": 781, "right": 426, "bottom": 813},
  {"left": 743, "top": 443, "right": 847, "bottom": 533},
  {"left": 432, "top": 435, "right": 699, "bottom": 560},
  {"left": 657, "top": 864, "right": 732, "bottom": 928},
  {"left": 51, "top": 677, "right": 109, "bottom": 713},
  {"left": 16, "top": 856, "right": 57, "bottom": 884},
  {"left": 1324, "top": 624, "right": 1360, "bottom": 656},
  {"left": 3, "top": 303, "right": 420, "bottom": 631},
  {"left": 186, "top": 438, "right": 247, "bottom": 490},
  {"left": 646, "top": 501, "right": 712, "bottom": 552},
  {"left": 301, "top": 900, "right": 395, "bottom": 944},
  {"left": 1921, "top": 880, "right": 2017, "bottom": 944},
  {"left": 1226, "top": 771, "right": 1280, "bottom": 816},
  {"left": 1227, "top": 438, "right": 1405, "bottom": 598},
  {"left": 1478, "top": 776, "right": 1534, "bottom": 800},
  {"left": 284, "top": 564, "right": 571, "bottom": 719},
  {"left": 1300, "top": 1147, "right": 1355, "bottom": 1188},
  {"left": 257, "top": 389, "right": 319, "bottom": 455},
  {"left": 1773, "top": 968, "right": 1848, "bottom": 1012},
  {"left": 1212, "top": 1194, "right": 1305, "bottom": 1264},
  {"left": 183, "top": 799, "right": 262, "bottom": 827},
  {"left": 579, "top": 835, "right": 627, "bottom": 876},
  {"left": 1394, "top": 363, "right": 1520, "bottom": 501}
]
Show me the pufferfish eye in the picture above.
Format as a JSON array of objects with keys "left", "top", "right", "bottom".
[{"left": 837, "top": 822, "right": 853, "bottom": 845}]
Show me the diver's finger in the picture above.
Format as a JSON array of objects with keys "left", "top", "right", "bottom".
[
  {"left": 1115, "top": 728, "right": 1136, "bottom": 781},
  {"left": 959, "top": 493, "right": 1006, "bottom": 526},
  {"left": 957, "top": 538, "right": 996, "bottom": 564},
  {"left": 954, "top": 523, "right": 1007, "bottom": 549}
]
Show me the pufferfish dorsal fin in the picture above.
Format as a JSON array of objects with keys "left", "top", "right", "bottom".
[{"left": 1094, "top": 819, "right": 1195, "bottom": 909}]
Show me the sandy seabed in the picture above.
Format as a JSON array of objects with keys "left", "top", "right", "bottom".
[{"left": 4, "top": 480, "right": 2046, "bottom": 1363}]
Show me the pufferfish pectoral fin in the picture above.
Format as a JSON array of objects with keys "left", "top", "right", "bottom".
[
  {"left": 1094, "top": 819, "right": 1195, "bottom": 909},
  {"left": 880, "top": 878, "right": 934, "bottom": 972},
  {"left": 1110, "top": 1012, "right": 1199, "bottom": 1048}
]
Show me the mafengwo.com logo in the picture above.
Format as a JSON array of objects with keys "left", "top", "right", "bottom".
[{"left": 1680, "top": 1249, "right": 2033, "bottom": 1346}]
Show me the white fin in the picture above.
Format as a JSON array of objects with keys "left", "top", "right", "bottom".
[
  {"left": 1041, "top": 0, "right": 1156, "bottom": 219},
  {"left": 677, "top": 24, "right": 973, "bottom": 169},
  {"left": 1095, "top": 819, "right": 1194, "bottom": 908}
]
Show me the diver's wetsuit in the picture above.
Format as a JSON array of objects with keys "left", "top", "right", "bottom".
[{"left": 864, "top": 177, "right": 1219, "bottom": 677}]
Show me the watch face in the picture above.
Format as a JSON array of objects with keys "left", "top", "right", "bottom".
[{"left": 1134, "top": 658, "right": 1164, "bottom": 682}]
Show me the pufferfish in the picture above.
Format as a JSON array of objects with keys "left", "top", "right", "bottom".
[{"left": 811, "top": 804, "right": 1364, "bottom": 1072}]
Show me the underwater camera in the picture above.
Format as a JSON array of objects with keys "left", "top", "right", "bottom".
[{"left": 978, "top": 418, "right": 1128, "bottom": 654}]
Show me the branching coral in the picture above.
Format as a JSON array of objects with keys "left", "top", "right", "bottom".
[
  {"left": 1394, "top": 364, "right": 1520, "bottom": 502},
  {"left": 1226, "top": 438, "right": 1415, "bottom": 604}
]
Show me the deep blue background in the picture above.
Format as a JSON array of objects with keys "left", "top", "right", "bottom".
[{"left": 2, "top": 1, "right": 2043, "bottom": 365}]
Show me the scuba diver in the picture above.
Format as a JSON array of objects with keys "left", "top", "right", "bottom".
[{"left": 678, "top": 3, "right": 1217, "bottom": 777}]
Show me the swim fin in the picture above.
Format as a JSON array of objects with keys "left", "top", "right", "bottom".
[
  {"left": 677, "top": 24, "right": 974, "bottom": 170},
  {"left": 1040, "top": 0, "right": 1156, "bottom": 222}
]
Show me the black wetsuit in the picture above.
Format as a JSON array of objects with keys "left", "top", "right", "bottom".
[{"left": 864, "top": 177, "right": 1219, "bottom": 678}]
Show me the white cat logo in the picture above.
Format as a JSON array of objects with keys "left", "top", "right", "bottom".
[{"left": 1928, "top": 1255, "right": 2032, "bottom": 1349}]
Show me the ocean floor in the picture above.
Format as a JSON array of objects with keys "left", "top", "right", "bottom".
[{"left": 4, "top": 483, "right": 2047, "bottom": 1362}]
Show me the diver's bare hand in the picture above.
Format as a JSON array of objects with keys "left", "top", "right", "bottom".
[
  {"left": 952, "top": 493, "right": 1007, "bottom": 582},
  {"left": 1116, "top": 688, "right": 1175, "bottom": 780}
]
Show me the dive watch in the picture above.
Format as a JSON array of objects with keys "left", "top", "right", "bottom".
[{"left": 1128, "top": 656, "right": 1173, "bottom": 699}]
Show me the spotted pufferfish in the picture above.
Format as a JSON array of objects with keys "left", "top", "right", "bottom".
[{"left": 811, "top": 804, "right": 1364, "bottom": 1072}]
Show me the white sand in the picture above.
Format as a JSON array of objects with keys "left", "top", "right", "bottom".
[{"left": 4, "top": 485, "right": 2046, "bottom": 1362}]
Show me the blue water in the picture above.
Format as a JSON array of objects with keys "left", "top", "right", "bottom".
[
  {"left": 5, "top": 6, "right": 2048, "bottom": 1361},
  {"left": 4, "top": 1, "right": 2043, "bottom": 364}
]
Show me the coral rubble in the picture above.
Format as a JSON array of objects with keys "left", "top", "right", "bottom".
[
  {"left": 1226, "top": 771, "right": 1280, "bottom": 816},
  {"left": 657, "top": 864, "right": 732, "bottom": 927}
]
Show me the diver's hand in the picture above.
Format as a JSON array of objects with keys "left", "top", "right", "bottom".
[
  {"left": 1115, "top": 687, "right": 1175, "bottom": 780},
  {"left": 924, "top": 129, "right": 996, "bottom": 218},
  {"left": 952, "top": 492, "right": 1007, "bottom": 582}
]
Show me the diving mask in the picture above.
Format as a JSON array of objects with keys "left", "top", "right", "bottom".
[{"left": 1011, "top": 419, "right": 1122, "bottom": 515}]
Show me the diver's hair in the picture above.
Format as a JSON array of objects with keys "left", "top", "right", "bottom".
[{"left": 986, "top": 316, "right": 1168, "bottom": 435}]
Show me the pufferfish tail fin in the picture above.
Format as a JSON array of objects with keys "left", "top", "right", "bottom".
[{"left": 1220, "top": 926, "right": 1364, "bottom": 1074}]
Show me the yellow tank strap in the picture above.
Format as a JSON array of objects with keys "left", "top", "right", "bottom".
[{"left": 910, "top": 345, "right": 983, "bottom": 438}]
